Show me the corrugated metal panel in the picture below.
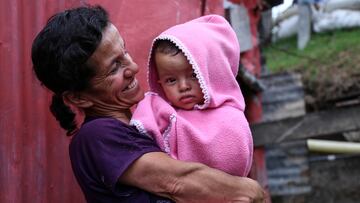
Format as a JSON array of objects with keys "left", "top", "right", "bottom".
[
  {"left": 261, "top": 72, "right": 305, "bottom": 122},
  {"left": 265, "top": 141, "right": 311, "bottom": 196},
  {"left": 0, "top": 0, "right": 85, "bottom": 202},
  {"left": 0, "top": 0, "right": 224, "bottom": 202}
]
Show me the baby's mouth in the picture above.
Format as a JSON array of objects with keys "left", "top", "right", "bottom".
[{"left": 180, "top": 95, "right": 195, "bottom": 103}]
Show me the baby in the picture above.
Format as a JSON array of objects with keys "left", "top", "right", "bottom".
[{"left": 131, "top": 15, "right": 253, "bottom": 176}]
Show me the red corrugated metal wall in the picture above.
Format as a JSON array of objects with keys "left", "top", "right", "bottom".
[
  {"left": 0, "top": 0, "right": 85, "bottom": 202},
  {"left": 0, "top": 0, "right": 223, "bottom": 202}
]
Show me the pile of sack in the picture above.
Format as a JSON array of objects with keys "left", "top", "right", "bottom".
[{"left": 272, "top": 0, "right": 360, "bottom": 41}]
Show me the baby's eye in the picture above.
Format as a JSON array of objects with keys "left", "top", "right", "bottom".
[
  {"left": 191, "top": 72, "right": 197, "bottom": 79},
  {"left": 165, "top": 78, "right": 176, "bottom": 84}
]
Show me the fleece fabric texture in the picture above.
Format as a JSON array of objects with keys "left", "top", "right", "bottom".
[{"left": 131, "top": 15, "right": 253, "bottom": 176}]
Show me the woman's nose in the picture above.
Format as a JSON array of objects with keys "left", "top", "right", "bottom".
[{"left": 124, "top": 59, "right": 139, "bottom": 78}]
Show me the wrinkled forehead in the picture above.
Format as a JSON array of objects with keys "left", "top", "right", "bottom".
[
  {"left": 87, "top": 23, "right": 125, "bottom": 71},
  {"left": 102, "top": 24, "right": 125, "bottom": 47}
]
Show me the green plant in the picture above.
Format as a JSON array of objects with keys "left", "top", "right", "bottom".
[{"left": 263, "top": 28, "right": 360, "bottom": 74}]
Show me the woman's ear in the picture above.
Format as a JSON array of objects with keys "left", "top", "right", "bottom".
[{"left": 62, "top": 91, "right": 93, "bottom": 108}]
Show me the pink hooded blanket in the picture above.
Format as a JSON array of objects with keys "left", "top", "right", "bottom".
[{"left": 131, "top": 15, "right": 253, "bottom": 176}]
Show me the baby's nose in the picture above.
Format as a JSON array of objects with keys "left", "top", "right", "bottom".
[{"left": 179, "top": 80, "right": 191, "bottom": 91}]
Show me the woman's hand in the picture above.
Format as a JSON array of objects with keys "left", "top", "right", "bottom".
[
  {"left": 231, "top": 177, "right": 267, "bottom": 203},
  {"left": 120, "top": 152, "right": 266, "bottom": 202}
]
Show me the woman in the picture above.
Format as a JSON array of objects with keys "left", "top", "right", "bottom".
[{"left": 31, "top": 5, "right": 265, "bottom": 203}]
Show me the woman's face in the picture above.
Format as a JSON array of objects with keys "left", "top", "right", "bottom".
[{"left": 82, "top": 24, "right": 144, "bottom": 114}]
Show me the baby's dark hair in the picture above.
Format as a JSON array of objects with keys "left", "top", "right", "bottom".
[
  {"left": 31, "top": 5, "right": 109, "bottom": 135},
  {"left": 153, "top": 39, "right": 181, "bottom": 56}
]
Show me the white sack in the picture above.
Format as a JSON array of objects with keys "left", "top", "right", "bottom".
[
  {"left": 322, "top": 0, "right": 360, "bottom": 12},
  {"left": 272, "top": 15, "right": 299, "bottom": 41},
  {"left": 313, "top": 9, "right": 360, "bottom": 33}
]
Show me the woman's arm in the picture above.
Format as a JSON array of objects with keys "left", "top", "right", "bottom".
[{"left": 120, "top": 152, "right": 265, "bottom": 203}]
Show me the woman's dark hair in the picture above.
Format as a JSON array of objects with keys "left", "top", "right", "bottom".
[
  {"left": 153, "top": 39, "right": 181, "bottom": 56},
  {"left": 31, "top": 5, "right": 109, "bottom": 135}
]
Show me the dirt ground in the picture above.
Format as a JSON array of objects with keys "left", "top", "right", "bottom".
[{"left": 297, "top": 49, "right": 360, "bottom": 111}]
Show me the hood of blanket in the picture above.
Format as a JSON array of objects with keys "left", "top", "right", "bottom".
[{"left": 147, "top": 15, "right": 245, "bottom": 110}]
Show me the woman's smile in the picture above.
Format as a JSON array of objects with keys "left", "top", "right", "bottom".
[{"left": 123, "top": 78, "right": 138, "bottom": 92}]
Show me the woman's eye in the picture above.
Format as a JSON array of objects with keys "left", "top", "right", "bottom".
[
  {"left": 109, "top": 61, "right": 121, "bottom": 74},
  {"left": 115, "top": 60, "right": 122, "bottom": 67}
]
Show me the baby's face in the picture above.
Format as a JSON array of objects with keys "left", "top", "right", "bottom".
[{"left": 155, "top": 51, "right": 204, "bottom": 110}]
